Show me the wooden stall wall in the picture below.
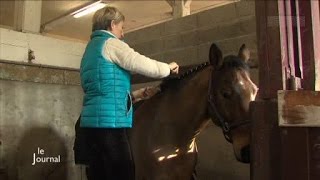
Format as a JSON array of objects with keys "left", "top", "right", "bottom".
[{"left": 252, "top": 0, "right": 320, "bottom": 179}]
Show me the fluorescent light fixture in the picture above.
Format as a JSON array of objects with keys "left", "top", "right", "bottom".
[{"left": 72, "top": 1, "right": 107, "bottom": 18}]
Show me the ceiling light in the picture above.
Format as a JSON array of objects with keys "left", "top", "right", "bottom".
[{"left": 72, "top": 1, "right": 107, "bottom": 18}]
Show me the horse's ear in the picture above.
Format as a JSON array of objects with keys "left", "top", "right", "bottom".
[
  {"left": 209, "top": 43, "right": 223, "bottom": 68},
  {"left": 238, "top": 44, "right": 250, "bottom": 63}
]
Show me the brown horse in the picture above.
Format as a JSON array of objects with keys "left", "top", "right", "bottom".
[{"left": 129, "top": 43, "right": 258, "bottom": 180}]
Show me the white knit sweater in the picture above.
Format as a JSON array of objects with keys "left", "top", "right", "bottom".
[{"left": 102, "top": 31, "right": 170, "bottom": 78}]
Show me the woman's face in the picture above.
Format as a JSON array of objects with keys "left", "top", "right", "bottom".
[{"left": 111, "top": 20, "right": 124, "bottom": 39}]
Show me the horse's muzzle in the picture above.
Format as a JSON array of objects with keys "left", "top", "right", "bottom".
[{"left": 240, "top": 145, "right": 250, "bottom": 163}]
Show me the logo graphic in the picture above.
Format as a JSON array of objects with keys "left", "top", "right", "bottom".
[{"left": 32, "top": 147, "right": 61, "bottom": 165}]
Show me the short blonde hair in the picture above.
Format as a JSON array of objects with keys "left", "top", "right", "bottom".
[{"left": 92, "top": 6, "right": 125, "bottom": 32}]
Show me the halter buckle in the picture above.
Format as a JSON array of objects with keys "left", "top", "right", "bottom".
[{"left": 223, "top": 122, "right": 231, "bottom": 133}]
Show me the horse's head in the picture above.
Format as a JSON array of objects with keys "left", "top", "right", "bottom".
[{"left": 208, "top": 43, "right": 258, "bottom": 163}]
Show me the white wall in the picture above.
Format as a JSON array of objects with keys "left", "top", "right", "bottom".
[{"left": 0, "top": 28, "right": 86, "bottom": 69}]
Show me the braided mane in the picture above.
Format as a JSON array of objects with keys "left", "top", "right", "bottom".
[
  {"left": 159, "top": 56, "right": 249, "bottom": 91},
  {"left": 159, "top": 62, "right": 210, "bottom": 91}
]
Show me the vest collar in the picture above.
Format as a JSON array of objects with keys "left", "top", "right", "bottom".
[{"left": 91, "top": 30, "right": 117, "bottom": 39}]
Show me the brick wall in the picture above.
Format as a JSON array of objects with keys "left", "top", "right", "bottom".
[{"left": 126, "top": 1, "right": 258, "bottom": 71}]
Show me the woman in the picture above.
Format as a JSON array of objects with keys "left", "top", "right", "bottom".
[{"left": 79, "top": 6, "right": 179, "bottom": 180}]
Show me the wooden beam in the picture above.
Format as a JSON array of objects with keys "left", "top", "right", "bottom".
[
  {"left": 278, "top": 90, "right": 320, "bottom": 127},
  {"left": 255, "top": 0, "right": 289, "bottom": 99},
  {"left": 166, "top": 0, "right": 192, "bottom": 19},
  {"left": 166, "top": 0, "right": 174, "bottom": 8},
  {"left": 252, "top": 1, "right": 292, "bottom": 179},
  {"left": 298, "top": 0, "right": 320, "bottom": 91},
  {"left": 184, "top": 0, "right": 192, "bottom": 8},
  {"left": 14, "top": 0, "right": 42, "bottom": 33},
  {"left": 14, "top": 0, "right": 23, "bottom": 31},
  {"left": 250, "top": 100, "right": 281, "bottom": 180}
]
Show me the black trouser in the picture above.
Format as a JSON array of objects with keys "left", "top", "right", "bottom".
[{"left": 86, "top": 128, "right": 135, "bottom": 180}]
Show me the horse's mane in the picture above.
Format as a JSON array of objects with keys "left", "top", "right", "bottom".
[
  {"left": 159, "top": 56, "right": 249, "bottom": 92},
  {"left": 159, "top": 62, "right": 210, "bottom": 92}
]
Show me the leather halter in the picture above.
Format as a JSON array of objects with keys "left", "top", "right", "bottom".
[{"left": 207, "top": 68, "right": 251, "bottom": 143}]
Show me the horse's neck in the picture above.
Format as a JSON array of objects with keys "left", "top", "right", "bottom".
[
  {"left": 181, "top": 67, "right": 211, "bottom": 136},
  {"left": 165, "top": 67, "right": 212, "bottom": 144},
  {"left": 132, "top": 67, "right": 212, "bottom": 154}
]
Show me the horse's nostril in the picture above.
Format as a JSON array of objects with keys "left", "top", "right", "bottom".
[{"left": 240, "top": 145, "right": 250, "bottom": 163}]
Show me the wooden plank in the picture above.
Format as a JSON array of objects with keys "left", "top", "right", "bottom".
[
  {"left": 255, "top": 0, "right": 288, "bottom": 99},
  {"left": 310, "top": 0, "right": 320, "bottom": 91},
  {"left": 252, "top": 97, "right": 320, "bottom": 180},
  {"left": 298, "top": 0, "right": 320, "bottom": 91},
  {"left": 285, "top": 0, "right": 302, "bottom": 89},
  {"left": 309, "top": 128, "right": 320, "bottom": 180},
  {"left": 278, "top": 90, "right": 320, "bottom": 127},
  {"left": 251, "top": 100, "right": 281, "bottom": 180},
  {"left": 281, "top": 127, "right": 309, "bottom": 180},
  {"left": 280, "top": 127, "right": 320, "bottom": 180}
]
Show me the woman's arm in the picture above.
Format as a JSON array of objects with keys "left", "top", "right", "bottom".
[{"left": 104, "top": 38, "right": 172, "bottom": 78}]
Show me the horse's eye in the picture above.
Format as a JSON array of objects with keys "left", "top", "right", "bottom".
[{"left": 222, "top": 90, "right": 232, "bottom": 99}]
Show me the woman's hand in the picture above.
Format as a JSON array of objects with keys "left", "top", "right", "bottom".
[
  {"left": 142, "top": 86, "right": 161, "bottom": 99},
  {"left": 169, "top": 62, "right": 179, "bottom": 74},
  {"left": 131, "top": 86, "right": 161, "bottom": 103}
]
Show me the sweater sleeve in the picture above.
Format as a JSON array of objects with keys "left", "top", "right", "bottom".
[{"left": 103, "top": 38, "right": 170, "bottom": 78}]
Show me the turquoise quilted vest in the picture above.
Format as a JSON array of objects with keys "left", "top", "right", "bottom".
[{"left": 80, "top": 30, "right": 133, "bottom": 128}]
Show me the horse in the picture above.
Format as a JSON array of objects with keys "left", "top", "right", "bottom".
[
  {"left": 129, "top": 43, "right": 258, "bottom": 180},
  {"left": 73, "top": 43, "right": 258, "bottom": 179}
]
